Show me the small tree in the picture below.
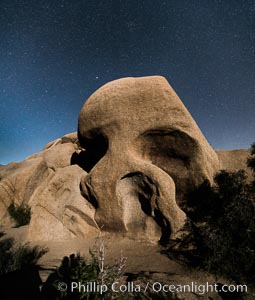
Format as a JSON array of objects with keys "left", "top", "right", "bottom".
[
  {"left": 183, "top": 169, "right": 255, "bottom": 283},
  {"left": 0, "top": 238, "right": 48, "bottom": 300},
  {"left": 8, "top": 203, "right": 31, "bottom": 227},
  {"left": 0, "top": 238, "right": 47, "bottom": 275},
  {"left": 41, "top": 239, "right": 127, "bottom": 300}
]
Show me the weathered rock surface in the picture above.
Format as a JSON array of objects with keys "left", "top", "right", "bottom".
[
  {"left": 0, "top": 158, "right": 49, "bottom": 227},
  {"left": 28, "top": 165, "right": 98, "bottom": 241},
  {"left": 0, "top": 133, "right": 100, "bottom": 240},
  {"left": 1, "top": 76, "right": 254, "bottom": 299},
  {"left": 78, "top": 76, "right": 219, "bottom": 241},
  {"left": 216, "top": 149, "right": 253, "bottom": 180},
  {"left": 0, "top": 76, "right": 252, "bottom": 243}
]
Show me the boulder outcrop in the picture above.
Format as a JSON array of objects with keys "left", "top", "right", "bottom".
[
  {"left": 0, "top": 76, "right": 251, "bottom": 242},
  {"left": 77, "top": 76, "right": 220, "bottom": 242}
]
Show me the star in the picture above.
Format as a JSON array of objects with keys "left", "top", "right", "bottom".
[{"left": 0, "top": 0, "right": 254, "bottom": 164}]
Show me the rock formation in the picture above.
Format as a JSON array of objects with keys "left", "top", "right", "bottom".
[
  {"left": 77, "top": 76, "right": 220, "bottom": 242},
  {"left": 0, "top": 76, "right": 251, "bottom": 242}
]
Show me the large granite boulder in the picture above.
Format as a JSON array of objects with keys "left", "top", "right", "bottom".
[
  {"left": 0, "top": 76, "right": 251, "bottom": 242},
  {"left": 77, "top": 76, "right": 220, "bottom": 242},
  {"left": 0, "top": 133, "right": 99, "bottom": 240},
  {"left": 0, "top": 158, "right": 49, "bottom": 227}
]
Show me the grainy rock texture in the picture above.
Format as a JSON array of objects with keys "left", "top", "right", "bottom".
[
  {"left": 216, "top": 149, "right": 253, "bottom": 180},
  {"left": 78, "top": 76, "right": 219, "bottom": 241},
  {"left": 0, "top": 76, "right": 251, "bottom": 243},
  {"left": 0, "top": 133, "right": 99, "bottom": 240}
]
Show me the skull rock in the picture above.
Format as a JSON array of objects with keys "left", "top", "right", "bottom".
[{"left": 78, "top": 76, "right": 219, "bottom": 242}]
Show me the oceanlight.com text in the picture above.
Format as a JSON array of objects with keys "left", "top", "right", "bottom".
[
  {"left": 60, "top": 281, "right": 248, "bottom": 295},
  {"left": 151, "top": 281, "right": 247, "bottom": 295}
]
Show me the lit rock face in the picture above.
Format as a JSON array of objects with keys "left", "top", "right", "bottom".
[
  {"left": 0, "top": 133, "right": 99, "bottom": 241},
  {"left": 2, "top": 76, "right": 245, "bottom": 242},
  {"left": 77, "top": 76, "right": 219, "bottom": 242}
]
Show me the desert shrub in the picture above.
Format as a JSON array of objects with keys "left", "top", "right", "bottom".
[
  {"left": 202, "top": 174, "right": 255, "bottom": 282},
  {"left": 13, "top": 243, "right": 48, "bottom": 271},
  {"left": 247, "top": 143, "right": 255, "bottom": 190},
  {"left": 0, "top": 237, "right": 47, "bottom": 275},
  {"left": 42, "top": 239, "right": 127, "bottom": 300},
  {"left": 0, "top": 238, "right": 15, "bottom": 275},
  {"left": 0, "top": 239, "right": 47, "bottom": 300},
  {"left": 214, "top": 169, "right": 248, "bottom": 202},
  {"left": 8, "top": 202, "right": 31, "bottom": 227},
  {"left": 182, "top": 170, "right": 255, "bottom": 283},
  {"left": 247, "top": 142, "right": 255, "bottom": 174},
  {"left": 186, "top": 179, "right": 219, "bottom": 222}
]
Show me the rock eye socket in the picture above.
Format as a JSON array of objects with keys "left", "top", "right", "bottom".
[{"left": 72, "top": 131, "right": 108, "bottom": 172}]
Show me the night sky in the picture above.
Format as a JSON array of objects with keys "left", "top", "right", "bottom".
[{"left": 1, "top": 0, "right": 255, "bottom": 164}]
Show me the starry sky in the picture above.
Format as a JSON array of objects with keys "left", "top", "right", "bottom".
[{"left": 0, "top": 0, "right": 255, "bottom": 164}]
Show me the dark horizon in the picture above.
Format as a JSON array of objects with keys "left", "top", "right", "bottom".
[{"left": 1, "top": 0, "right": 255, "bottom": 165}]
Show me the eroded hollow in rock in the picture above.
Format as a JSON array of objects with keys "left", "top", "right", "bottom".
[
  {"left": 135, "top": 129, "right": 201, "bottom": 209},
  {"left": 119, "top": 172, "right": 171, "bottom": 243},
  {"left": 76, "top": 76, "right": 219, "bottom": 242},
  {"left": 72, "top": 131, "right": 108, "bottom": 172}
]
